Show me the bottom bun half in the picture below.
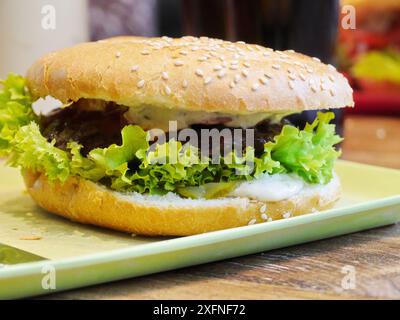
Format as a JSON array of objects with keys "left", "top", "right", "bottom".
[{"left": 23, "top": 170, "right": 341, "bottom": 236}]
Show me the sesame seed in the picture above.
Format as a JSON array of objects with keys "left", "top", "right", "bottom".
[
  {"left": 263, "top": 52, "right": 270, "bottom": 57},
  {"left": 234, "top": 74, "right": 241, "bottom": 83},
  {"left": 328, "top": 75, "right": 335, "bottom": 82},
  {"left": 246, "top": 45, "right": 254, "bottom": 51},
  {"left": 241, "top": 69, "right": 249, "bottom": 77},
  {"left": 288, "top": 73, "right": 296, "bottom": 80},
  {"left": 272, "top": 64, "right": 280, "bottom": 70},
  {"left": 222, "top": 61, "right": 228, "bottom": 67},
  {"left": 260, "top": 205, "right": 267, "bottom": 213},
  {"left": 229, "top": 81, "right": 235, "bottom": 89},
  {"left": 306, "top": 67, "right": 313, "bottom": 73},
  {"left": 261, "top": 213, "right": 268, "bottom": 220},
  {"left": 237, "top": 41, "right": 245, "bottom": 44},
  {"left": 115, "top": 52, "right": 121, "bottom": 58},
  {"left": 288, "top": 81, "right": 295, "bottom": 89},
  {"left": 179, "top": 50, "right": 188, "bottom": 56},
  {"left": 130, "top": 65, "right": 139, "bottom": 72},
  {"left": 191, "top": 46, "right": 199, "bottom": 51},
  {"left": 311, "top": 85, "right": 317, "bottom": 93},
  {"left": 174, "top": 60, "right": 184, "bottom": 66},
  {"left": 257, "top": 76, "right": 268, "bottom": 86},
  {"left": 231, "top": 60, "right": 239, "bottom": 65},
  {"left": 287, "top": 68, "right": 294, "bottom": 74},
  {"left": 312, "top": 57, "right": 321, "bottom": 62},
  {"left": 320, "top": 83, "right": 327, "bottom": 91},
  {"left": 217, "top": 70, "right": 226, "bottom": 79},
  {"left": 233, "top": 53, "right": 240, "bottom": 59},
  {"left": 213, "top": 65, "right": 223, "bottom": 71},
  {"left": 248, "top": 218, "right": 257, "bottom": 225},
  {"left": 183, "top": 35, "right": 195, "bottom": 41},
  {"left": 329, "top": 89, "right": 335, "bottom": 96},
  {"left": 195, "top": 69, "right": 204, "bottom": 77},
  {"left": 141, "top": 50, "right": 150, "bottom": 55},
  {"left": 198, "top": 56, "right": 208, "bottom": 62},
  {"left": 152, "top": 41, "right": 163, "bottom": 47},
  {"left": 137, "top": 79, "right": 145, "bottom": 88},
  {"left": 182, "top": 80, "right": 188, "bottom": 88},
  {"left": 161, "top": 72, "right": 169, "bottom": 80},
  {"left": 287, "top": 49, "right": 295, "bottom": 53},
  {"left": 230, "top": 65, "right": 239, "bottom": 70},
  {"left": 328, "top": 64, "right": 336, "bottom": 71},
  {"left": 299, "top": 73, "right": 306, "bottom": 81},
  {"left": 165, "top": 85, "right": 171, "bottom": 95},
  {"left": 243, "top": 62, "right": 251, "bottom": 68},
  {"left": 251, "top": 83, "right": 260, "bottom": 91},
  {"left": 204, "top": 76, "right": 212, "bottom": 85},
  {"left": 264, "top": 72, "right": 273, "bottom": 79}
]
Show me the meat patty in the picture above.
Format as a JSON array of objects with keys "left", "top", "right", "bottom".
[
  {"left": 40, "top": 103, "right": 128, "bottom": 155},
  {"left": 40, "top": 102, "right": 289, "bottom": 156}
]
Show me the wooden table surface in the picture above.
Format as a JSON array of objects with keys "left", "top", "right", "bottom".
[{"left": 47, "top": 114, "right": 400, "bottom": 300}]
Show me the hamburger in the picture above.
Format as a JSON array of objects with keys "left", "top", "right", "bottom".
[
  {"left": 0, "top": 36, "right": 353, "bottom": 236},
  {"left": 339, "top": 0, "right": 400, "bottom": 92}
]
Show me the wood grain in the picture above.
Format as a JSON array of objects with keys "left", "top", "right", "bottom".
[
  {"left": 342, "top": 115, "right": 400, "bottom": 169},
  {"left": 45, "top": 115, "right": 400, "bottom": 300}
]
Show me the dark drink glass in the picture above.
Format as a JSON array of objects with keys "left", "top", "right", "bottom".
[{"left": 182, "top": 0, "right": 344, "bottom": 134}]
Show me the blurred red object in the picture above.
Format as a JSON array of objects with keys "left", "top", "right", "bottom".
[
  {"left": 339, "top": 0, "right": 400, "bottom": 114},
  {"left": 348, "top": 91, "right": 400, "bottom": 115}
]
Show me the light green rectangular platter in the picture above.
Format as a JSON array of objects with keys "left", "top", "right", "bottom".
[{"left": 0, "top": 160, "right": 400, "bottom": 299}]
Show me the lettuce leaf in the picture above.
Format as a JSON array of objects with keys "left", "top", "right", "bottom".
[
  {"left": 351, "top": 50, "right": 400, "bottom": 84},
  {"left": 8, "top": 123, "right": 71, "bottom": 182},
  {"left": 0, "top": 74, "right": 36, "bottom": 155},
  {"left": 266, "top": 112, "right": 342, "bottom": 184},
  {"left": 0, "top": 74, "right": 342, "bottom": 197}
]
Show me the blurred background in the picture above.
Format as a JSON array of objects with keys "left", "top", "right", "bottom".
[{"left": 0, "top": 0, "right": 399, "bottom": 168}]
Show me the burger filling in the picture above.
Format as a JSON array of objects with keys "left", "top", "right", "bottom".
[
  {"left": 0, "top": 75, "right": 342, "bottom": 199},
  {"left": 40, "top": 101, "right": 289, "bottom": 157}
]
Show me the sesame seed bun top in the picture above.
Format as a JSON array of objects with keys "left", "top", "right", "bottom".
[{"left": 26, "top": 36, "right": 354, "bottom": 114}]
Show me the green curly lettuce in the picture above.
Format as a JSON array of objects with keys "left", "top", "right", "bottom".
[
  {"left": 265, "top": 112, "right": 342, "bottom": 184},
  {"left": 0, "top": 74, "right": 37, "bottom": 155},
  {"left": 351, "top": 49, "right": 400, "bottom": 84},
  {"left": 8, "top": 123, "right": 71, "bottom": 181},
  {"left": 0, "top": 74, "right": 342, "bottom": 198}
]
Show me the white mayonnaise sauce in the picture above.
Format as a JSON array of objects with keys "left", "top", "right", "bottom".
[
  {"left": 229, "top": 173, "right": 339, "bottom": 202},
  {"left": 123, "top": 105, "right": 289, "bottom": 130}
]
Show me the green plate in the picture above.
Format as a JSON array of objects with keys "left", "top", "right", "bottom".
[{"left": 0, "top": 160, "right": 400, "bottom": 299}]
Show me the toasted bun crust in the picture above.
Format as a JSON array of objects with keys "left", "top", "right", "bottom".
[
  {"left": 23, "top": 170, "right": 340, "bottom": 236},
  {"left": 26, "top": 36, "right": 354, "bottom": 114}
]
